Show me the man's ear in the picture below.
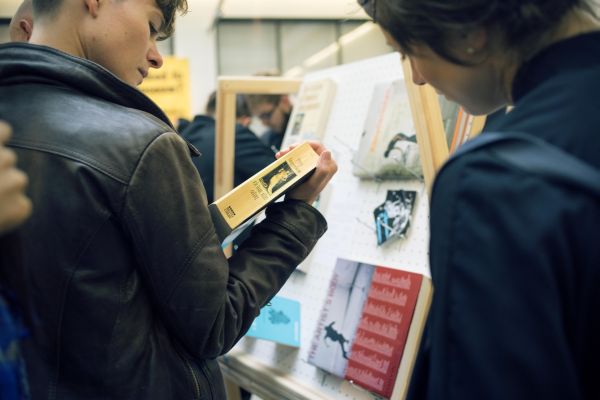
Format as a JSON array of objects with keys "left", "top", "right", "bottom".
[
  {"left": 83, "top": 0, "right": 101, "bottom": 18},
  {"left": 19, "top": 19, "right": 33, "bottom": 41}
]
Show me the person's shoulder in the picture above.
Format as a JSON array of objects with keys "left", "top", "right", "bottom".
[
  {"left": 235, "top": 124, "right": 266, "bottom": 143},
  {"left": 13, "top": 86, "right": 173, "bottom": 183},
  {"left": 436, "top": 144, "right": 502, "bottom": 184},
  {"left": 432, "top": 139, "right": 532, "bottom": 209},
  {"left": 181, "top": 115, "right": 215, "bottom": 139}
]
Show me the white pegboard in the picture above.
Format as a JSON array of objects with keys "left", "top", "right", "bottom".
[{"left": 229, "top": 53, "right": 431, "bottom": 400}]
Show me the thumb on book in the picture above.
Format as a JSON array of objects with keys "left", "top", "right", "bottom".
[{"left": 287, "top": 148, "right": 338, "bottom": 205}]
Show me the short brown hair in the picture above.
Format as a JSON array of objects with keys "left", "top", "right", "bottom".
[
  {"left": 154, "top": 0, "right": 188, "bottom": 38},
  {"left": 245, "top": 94, "right": 281, "bottom": 114},
  {"left": 205, "top": 91, "right": 251, "bottom": 119},
  {"left": 245, "top": 70, "right": 283, "bottom": 113},
  {"left": 32, "top": 0, "right": 188, "bottom": 38}
]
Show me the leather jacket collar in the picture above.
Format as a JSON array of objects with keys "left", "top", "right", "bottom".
[{"left": 0, "top": 42, "right": 172, "bottom": 128}]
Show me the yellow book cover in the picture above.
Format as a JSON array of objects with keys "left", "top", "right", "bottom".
[{"left": 209, "top": 142, "right": 320, "bottom": 245}]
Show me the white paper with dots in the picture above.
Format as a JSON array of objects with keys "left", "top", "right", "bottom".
[{"left": 228, "top": 53, "right": 431, "bottom": 400}]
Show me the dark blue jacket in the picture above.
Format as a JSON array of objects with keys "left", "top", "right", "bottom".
[
  {"left": 181, "top": 116, "right": 275, "bottom": 203},
  {"left": 409, "top": 32, "right": 600, "bottom": 400},
  {"left": 260, "top": 129, "right": 284, "bottom": 153}
]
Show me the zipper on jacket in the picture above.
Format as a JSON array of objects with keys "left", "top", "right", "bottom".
[
  {"left": 182, "top": 356, "right": 201, "bottom": 399},
  {"left": 198, "top": 359, "right": 215, "bottom": 398}
]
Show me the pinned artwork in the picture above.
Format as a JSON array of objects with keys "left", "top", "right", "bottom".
[{"left": 373, "top": 190, "right": 417, "bottom": 245}]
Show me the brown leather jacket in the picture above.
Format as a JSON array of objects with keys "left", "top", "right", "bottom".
[{"left": 0, "top": 43, "right": 327, "bottom": 400}]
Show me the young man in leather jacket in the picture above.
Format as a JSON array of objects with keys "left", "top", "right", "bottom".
[{"left": 0, "top": 0, "right": 337, "bottom": 398}]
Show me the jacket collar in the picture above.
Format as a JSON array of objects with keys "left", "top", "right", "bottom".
[
  {"left": 512, "top": 31, "right": 600, "bottom": 102},
  {"left": 0, "top": 42, "right": 173, "bottom": 129}
]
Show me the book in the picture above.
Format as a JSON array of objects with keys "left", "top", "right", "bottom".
[
  {"left": 353, "top": 79, "right": 422, "bottom": 180},
  {"left": 307, "top": 258, "right": 432, "bottom": 399},
  {"left": 438, "top": 95, "right": 461, "bottom": 146},
  {"left": 280, "top": 78, "right": 337, "bottom": 149},
  {"left": 245, "top": 296, "right": 301, "bottom": 347},
  {"left": 448, "top": 106, "right": 486, "bottom": 153},
  {"left": 209, "top": 142, "right": 319, "bottom": 246}
]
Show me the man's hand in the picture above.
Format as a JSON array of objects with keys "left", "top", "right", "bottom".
[
  {"left": 276, "top": 141, "right": 338, "bottom": 205},
  {"left": 0, "top": 121, "right": 32, "bottom": 234}
]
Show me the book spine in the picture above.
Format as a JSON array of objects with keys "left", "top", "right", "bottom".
[{"left": 449, "top": 107, "right": 465, "bottom": 153}]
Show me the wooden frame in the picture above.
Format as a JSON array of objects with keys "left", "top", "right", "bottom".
[
  {"left": 214, "top": 76, "right": 302, "bottom": 200},
  {"left": 221, "top": 351, "right": 334, "bottom": 400},
  {"left": 401, "top": 60, "right": 449, "bottom": 193}
]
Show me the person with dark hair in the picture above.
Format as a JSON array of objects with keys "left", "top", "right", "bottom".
[
  {"left": 245, "top": 72, "right": 294, "bottom": 151},
  {"left": 0, "top": 121, "right": 32, "bottom": 400},
  {"left": 246, "top": 92, "right": 294, "bottom": 151},
  {"left": 0, "top": 0, "right": 338, "bottom": 399},
  {"left": 181, "top": 91, "right": 276, "bottom": 203},
  {"left": 359, "top": 1, "right": 600, "bottom": 399}
]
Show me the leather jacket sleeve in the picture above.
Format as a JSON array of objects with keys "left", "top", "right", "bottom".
[{"left": 122, "top": 132, "right": 327, "bottom": 359}]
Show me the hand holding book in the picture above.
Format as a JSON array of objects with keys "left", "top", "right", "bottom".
[
  {"left": 210, "top": 141, "right": 337, "bottom": 245},
  {"left": 275, "top": 141, "right": 338, "bottom": 205}
]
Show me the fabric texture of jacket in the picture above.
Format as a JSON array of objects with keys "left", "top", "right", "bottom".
[
  {"left": 0, "top": 43, "right": 327, "bottom": 400},
  {"left": 181, "top": 115, "right": 275, "bottom": 204},
  {"left": 409, "top": 32, "right": 600, "bottom": 400}
]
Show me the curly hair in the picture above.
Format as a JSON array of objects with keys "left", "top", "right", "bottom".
[
  {"left": 154, "top": 0, "right": 188, "bottom": 38},
  {"left": 359, "top": 0, "right": 597, "bottom": 64}
]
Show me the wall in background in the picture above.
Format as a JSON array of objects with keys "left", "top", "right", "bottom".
[
  {"left": 216, "top": 20, "right": 369, "bottom": 76},
  {"left": 173, "top": 0, "right": 221, "bottom": 116},
  {"left": 218, "top": 0, "right": 367, "bottom": 19},
  {"left": 0, "top": 0, "right": 20, "bottom": 18},
  {"left": 0, "top": 21, "right": 9, "bottom": 43},
  {"left": 174, "top": 0, "right": 381, "bottom": 116}
]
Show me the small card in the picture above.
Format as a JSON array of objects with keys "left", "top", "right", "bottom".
[{"left": 246, "top": 296, "right": 301, "bottom": 347}]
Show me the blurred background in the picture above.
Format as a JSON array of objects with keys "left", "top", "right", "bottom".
[{"left": 0, "top": 0, "right": 393, "bottom": 118}]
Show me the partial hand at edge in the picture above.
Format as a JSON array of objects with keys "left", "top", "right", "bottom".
[
  {"left": 276, "top": 141, "right": 338, "bottom": 205},
  {"left": 0, "top": 121, "right": 32, "bottom": 235}
]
